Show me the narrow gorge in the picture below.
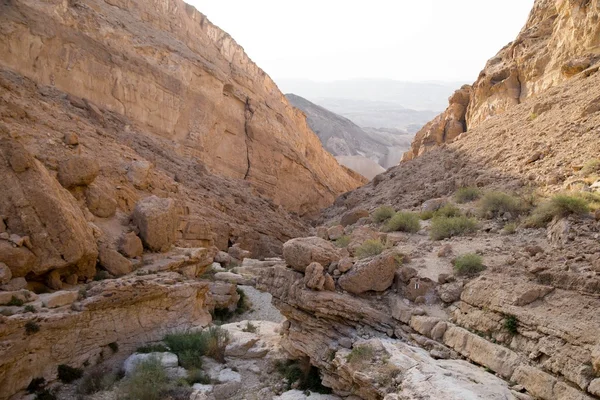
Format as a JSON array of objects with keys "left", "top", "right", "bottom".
[{"left": 1, "top": 0, "right": 600, "bottom": 400}]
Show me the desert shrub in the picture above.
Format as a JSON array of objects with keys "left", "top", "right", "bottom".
[
  {"left": 433, "top": 203, "right": 462, "bottom": 218},
  {"left": 25, "top": 321, "right": 40, "bottom": 335},
  {"left": 526, "top": 194, "right": 589, "bottom": 227},
  {"left": 275, "top": 360, "right": 331, "bottom": 394},
  {"left": 430, "top": 216, "right": 478, "bottom": 240},
  {"left": 504, "top": 315, "right": 518, "bottom": 334},
  {"left": 372, "top": 206, "right": 395, "bottom": 222},
  {"left": 77, "top": 365, "right": 119, "bottom": 395},
  {"left": 136, "top": 344, "right": 169, "bottom": 354},
  {"left": 164, "top": 326, "right": 230, "bottom": 369},
  {"left": 24, "top": 305, "right": 36, "bottom": 313},
  {"left": 502, "top": 222, "right": 517, "bottom": 235},
  {"left": 236, "top": 287, "right": 251, "bottom": 314},
  {"left": 577, "top": 191, "right": 600, "bottom": 211},
  {"left": 346, "top": 344, "right": 374, "bottom": 364},
  {"left": 455, "top": 187, "right": 481, "bottom": 203},
  {"left": 384, "top": 211, "right": 420, "bottom": 233},
  {"left": 529, "top": 112, "right": 538, "bottom": 120},
  {"left": 94, "top": 270, "right": 110, "bottom": 281},
  {"left": 420, "top": 210, "right": 435, "bottom": 220},
  {"left": 186, "top": 369, "right": 211, "bottom": 385},
  {"left": 7, "top": 296, "right": 24, "bottom": 306},
  {"left": 57, "top": 364, "right": 83, "bottom": 383},
  {"left": 479, "top": 191, "right": 525, "bottom": 219},
  {"left": 118, "top": 357, "right": 169, "bottom": 400},
  {"left": 242, "top": 321, "right": 257, "bottom": 333},
  {"left": 355, "top": 239, "right": 384, "bottom": 259},
  {"left": 334, "top": 235, "right": 350, "bottom": 248},
  {"left": 582, "top": 159, "right": 600, "bottom": 176},
  {"left": 453, "top": 253, "right": 485, "bottom": 276}
]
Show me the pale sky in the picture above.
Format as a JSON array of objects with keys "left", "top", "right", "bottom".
[{"left": 188, "top": 0, "right": 535, "bottom": 83}]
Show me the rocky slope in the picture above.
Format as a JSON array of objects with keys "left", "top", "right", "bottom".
[
  {"left": 404, "top": 0, "right": 600, "bottom": 160},
  {"left": 0, "top": 0, "right": 363, "bottom": 215}
]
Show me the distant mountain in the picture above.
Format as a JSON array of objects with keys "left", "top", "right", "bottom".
[
  {"left": 277, "top": 78, "right": 463, "bottom": 111},
  {"left": 287, "top": 94, "right": 413, "bottom": 178}
]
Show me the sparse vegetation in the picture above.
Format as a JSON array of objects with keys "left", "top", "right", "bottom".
[
  {"left": 577, "top": 191, "right": 600, "bottom": 211},
  {"left": 334, "top": 235, "right": 350, "bottom": 248},
  {"left": 453, "top": 253, "right": 486, "bottom": 276},
  {"left": 479, "top": 191, "right": 526, "bottom": 219},
  {"left": 242, "top": 321, "right": 257, "bottom": 333},
  {"left": 434, "top": 203, "right": 463, "bottom": 218},
  {"left": 346, "top": 344, "right": 375, "bottom": 364},
  {"left": 372, "top": 206, "right": 395, "bottom": 223},
  {"left": 529, "top": 112, "right": 538, "bottom": 120},
  {"left": 25, "top": 321, "right": 40, "bottom": 335},
  {"left": 236, "top": 287, "right": 250, "bottom": 315},
  {"left": 581, "top": 159, "right": 600, "bottom": 176},
  {"left": 526, "top": 194, "right": 590, "bottom": 227},
  {"left": 455, "top": 187, "right": 482, "bottom": 203},
  {"left": 420, "top": 210, "right": 435, "bottom": 220},
  {"left": 118, "top": 357, "right": 170, "bottom": 400},
  {"left": 57, "top": 364, "right": 83, "bottom": 383},
  {"left": 78, "top": 287, "right": 87, "bottom": 300},
  {"left": 186, "top": 369, "right": 211, "bottom": 385},
  {"left": 355, "top": 239, "right": 384, "bottom": 259},
  {"left": 430, "top": 216, "right": 478, "bottom": 240},
  {"left": 7, "top": 296, "right": 24, "bottom": 306},
  {"left": 136, "top": 343, "right": 170, "bottom": 353},
  {"left": 77, "top": 365, "right": 119, "bottom": 395},
  {"left": 24, "top": 305, "right": 36, "bottom": 313},
  {"left": 384, "top": 211, "right": 420, "bottom": 233},
  {"left": 502, "top": 222, "right": 518, "bottom": 235},
  {"left": 504, "top": 315, "right": 518, "bottom": 335},
  {"left": 275, "top": 359, "right": 332, "bottom": 394},
  {"left": 164, "top": 326, "right": 230, "bottom": 369}
]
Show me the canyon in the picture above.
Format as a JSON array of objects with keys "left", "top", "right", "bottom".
[{"left": 1, "top": 0, "right": 600, "bottom": 399}]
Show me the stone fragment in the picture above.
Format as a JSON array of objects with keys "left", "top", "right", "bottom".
[
  {"left": 422, "top": 198, "right": 446, "bottom": 213},
  {"left": 589, "top": 379, "right": 600, "bottom": 396},
  {"left": 127, "top": 160, "right": 152, "bottom": 190},
  {"left": 132, "top": 196, "right": 178, "bottom": 252},
  {"left": 0, "top": 277, "right": 27, "bottom": 291},
  {"left": 337, "top": 257, "right": 354, "bottom": 273},
  {"left": 340, "top": 209, "right": 369, "bottom": 227},
  {"left": 0, "top": 262, "right": 12, "bottom": 285},
  {"left": 410, "top": 316, "right": 442, "bottom": 337},
  {"left": 438, "top": 282, "right": 464, "bottom": 303},
  {"left": 404, "top": 277, "right": 437, "bottom": 302},
  {"left": 437, "top": 244, "right": 453, "bottom": 257},
  {"left": 304, "top": 262, "right": 326, "bottom": 291},
  {"left": 214, "top": 272, "right": 254, "bottom": 286},
  {"left": 119, "top": 232, "right": 144, "bottom": 258},
  {"left": 0, "top": 290, "right": 37, "bottom": 305},
  {"left": 43, "top": 290, "right": 79, "bottom": 308},
  {"left": 283, "top": 237, "right": 342, "bottom": 272},
  {"left": 316, "top": 226, "right": 328, "bottom": 240},
  {"left": 214, "top": 251, "right": 231, "bottom": 265},
  {"left": 65, "top": 274, "right": 78, "bottom": 285},
  {"left": 63, "top": 132, "right": 79, "bottom": 145},
  {"left": 86, "top": 183, "right": 117, "bottom": 218},
  {"left": 338, "top": 252, "right": 397, "bottom": 294},
  {"left": 57, "top": 155, "right": 99, "bottom": 188},
  {"left": 98, "top": 246, "right": 132, "bottom": 277},
  {"left": 0, "top": 241, "right": 37, "bottom": 277},
  {"left": 323, "top": 274, "right": 336, "bottom": 291},
  {"left": 228, "top": 244, "right": 251, "bottom": 261},
  {"left": 430, "top": 321, "right": 448, "bottom": 341},
  {"left": 327, "top": 225, "right": 344, "bottom": 240},
  {"left": 396, "top": 266, "right": 418, "bottom": 283},
  {"left": 46, "top": 270, "right": 62, "bottom": 290}
]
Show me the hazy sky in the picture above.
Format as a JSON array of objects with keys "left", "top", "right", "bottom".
[{"left": 188, "top": 0, "right": 535, "bottom": 83}]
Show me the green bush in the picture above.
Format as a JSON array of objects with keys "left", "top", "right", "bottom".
[
  {"left": 430, "top": 216, "right": 478, "bottom": 240},
  {"left": 355, "top": 239, "right": 384, "bottom": 259},
  {"left": 582, "top": 159, "right": 600, "bottom": 176},
  {"left": 346, "top": 345, "right": 374, "bottom": 365},
  {"left": 186, "top": 369, "right": 211, "bottom": 385},
  {"left": 77, "top": 365, "right": 119, "bottom": 395},
  {"left": 504, "top": 315, "right": 518, "bottom": 335},
  {"left": 25, "top": 321, "right": 40, "bottom": 335},
  {"left": 334, "top": 235, "right": 350, "bottom": 248},
  {"left": 275, "top": 360, "right": 331, "bottom": 394},
  {"left": 24, "top": 305, "right": 36, "bottom": 313},
  {"left": 7, "top": 296, "right": 24, "bottom": 306},
  {"left": 453, "top": 254, "right": 485, "bottom": 276},
  {"left": 242, "top": 321, "right": 257, "bottom": 333},
  {"left": 57, "top": 364, "right": 83, "bottom": 384},
  {"left": 420, "top": 210, "right": 435, "bottom": 220},
  {"left": 455, "top": 187, "right": 481, "bottom": 203},
  {"left": 372, "top": 206, "right": 395, "bottom": 223},
  {"left": 433, "top": 203, "right": 462, "bottom": 218},
  {"left": 526, "top": 194, "right": 590, "bottom": 227},
  {"left": 118, "top": 357, "right": 169, "bottom": 400},
  {"left": 502, "top": 222, "right": 517, "bottom": 235},
  {"left": 236, "top": 287, "right": 251, "bottom": 315},
  {"left": 136, "top": 344, "right": 170, "bottom": 354},
  {"left": 479, "top": 191, "right": 525, "bottom": 219},
  {"left": 164, "top": 326, "right": 230, "bottom": 369},
  {"left": 384, "top": 211, "right": 420, "bottom": 233}
]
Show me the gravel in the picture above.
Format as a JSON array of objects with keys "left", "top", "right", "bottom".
[{"left": 233, "top": 285, "right": 284, "bottom": 323}]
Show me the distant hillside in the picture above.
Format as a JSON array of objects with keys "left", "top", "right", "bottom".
[{"left": 287, "top": 94, "right": 413, "bottom": 176}]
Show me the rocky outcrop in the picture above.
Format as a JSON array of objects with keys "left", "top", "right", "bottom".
[
  {"left": 0, "top": 273, "right": 213, "bottom": 399},
  {"left": 404, "top": 0, "right": 600, "bottom": 160},
  {"left": 0, "top": 0, "right": 363, "bottom": 215}
]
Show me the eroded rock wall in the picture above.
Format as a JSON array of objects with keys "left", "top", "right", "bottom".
[{"left": 0, "top": 0, "right": 364, "bottom": 215}]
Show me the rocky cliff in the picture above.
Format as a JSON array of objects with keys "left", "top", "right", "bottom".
[
  {"left": 404, "top": 0, "right": 600, "bottom": 160},
  {"left": 0, "top": 0, "right": 363, "bottom": 214}
]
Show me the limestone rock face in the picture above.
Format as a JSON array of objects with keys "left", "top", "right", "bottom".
[
  {"left": 133, "top": 196, "right": 178, "bottom": 252},
  {"left": 0, "top": 138, "right": 98, "bottom": 279},
  {"left": 283, "top": 237, "right": 342, "bottom": 272},
  {"left": 404, "top": 0, "right": 600, "bottom": 160},
  {"left": 338, "top": 253, "right": 397, "bottom": 294},
  {"left": 0, "top": 0, "right": 363, "bottom": 215}
]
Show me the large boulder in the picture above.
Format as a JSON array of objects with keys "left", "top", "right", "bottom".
[
  {"left": 338, "top": 252, "right": 397, "bottom": 294},
  {"left": 85, "top": 182, "right": 117, "bottom": 218},
  {"left": 119, "top": 232, "right": 144, "bottom": 258},
  {"left": 98, "top": 245, "right": 133, "bottom": 277},
  {"left": 0, "top": 241, "right": 36, "bottom": 278},
  {"left": 132, "top": 196, "right": 178, "bottom": 252},
  {"left": 340, "top": 209, "right": 369, "bottom": 227},
  {"left": 0, "top": 138, "right": 98, "bottom": 278},
  {"left": 282, "top": 237, "right": 342, "bottom": 272},
  {"left": 57, "top": 155, "right": 99, "bottom": 188},
  {"left": 127, "top": 160, "right": 152, "bottom": 190}
]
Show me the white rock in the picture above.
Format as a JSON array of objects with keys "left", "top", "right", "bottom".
[
  {"left": 192, "top": 383, "right": 213, "bottom": 393},
  {"left": 211, "top": 262, "right": 226, "bottom": 272},
  {"left": 218, "top": 368, "right": 241, "bottom": 383},
  {"left": 123, "top": 352, "right": 178, "bottom": 375}
]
